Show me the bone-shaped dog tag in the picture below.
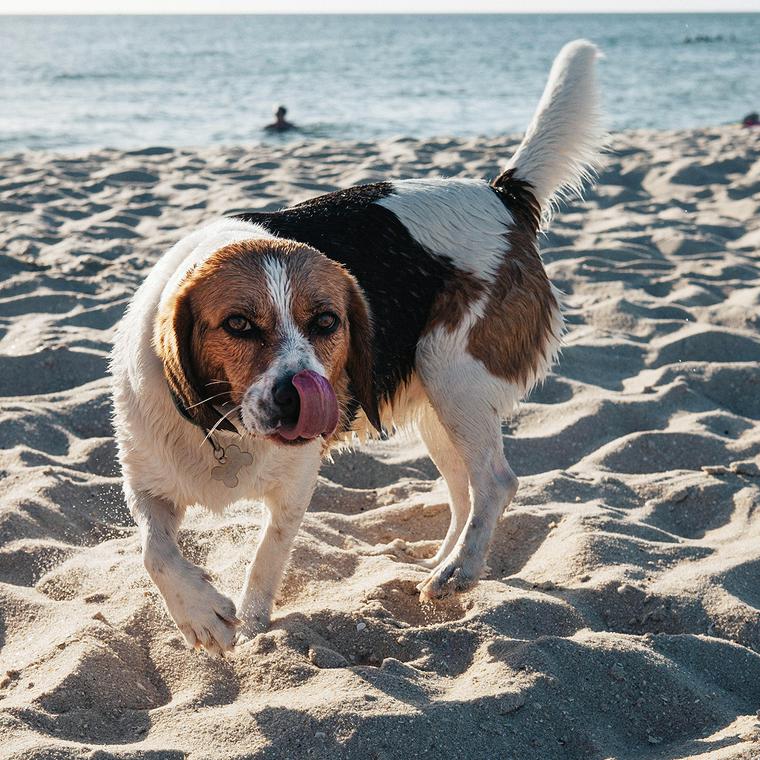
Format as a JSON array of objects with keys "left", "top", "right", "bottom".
[{"left": 211, "top": 444, "right": 253, "bottom": 488}]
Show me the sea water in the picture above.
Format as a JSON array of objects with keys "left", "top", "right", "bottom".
[{"left": 1, "top": 13, "right": 757, "bottom": 151}]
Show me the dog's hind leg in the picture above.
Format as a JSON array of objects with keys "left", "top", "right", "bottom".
[
  {"left": 416, "top": 350, "right": 519, "bottom": 600},
  {"left": 417, "top": 406, "right": 472, "bottom": 569}
]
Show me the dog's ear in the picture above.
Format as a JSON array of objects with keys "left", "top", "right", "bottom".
[
  {"left": 345, "top": 276, "right": 382, "bottom": 434},
  {"left": 154, "top": 285, "right": 236, "bottom": 433}
]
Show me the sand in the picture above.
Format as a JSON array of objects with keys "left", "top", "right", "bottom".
[{"left": 0, "top": 125, "right": 759, "bottom": 759}]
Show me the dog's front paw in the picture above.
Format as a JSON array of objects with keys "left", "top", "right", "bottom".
[
  {"left": 417, "top": 562, "right": 479, "bottom": 601},
  {"left": 237, "top": 598, "right": 272, "bottom": 641},
  {"left": 170, "top": 573, "right": 241, "bottom": 657}
]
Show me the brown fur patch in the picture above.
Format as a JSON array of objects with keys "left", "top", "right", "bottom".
[
  {"left": 425, "top": 270, "right": 485, "bottom": 333},
  {"left": 420, "top": 173, "right": 559, "bottom": 389},
  {"left": 468, "top": 227, "right": 559, "bottom": 388},
  {"left": 154, "top": 285, "right": 232, "bottom": 431},
  {"left": 470, "top": 172, "right": 559, "bottom": 387}
]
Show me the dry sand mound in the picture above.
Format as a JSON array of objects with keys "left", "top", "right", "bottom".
[{"left": 0, "top": 126, "right": 759, "bottom": 759}]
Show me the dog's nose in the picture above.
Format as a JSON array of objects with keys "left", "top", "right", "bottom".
[{"left": 272, "top": 376, "right": 300, "bottom": 424}]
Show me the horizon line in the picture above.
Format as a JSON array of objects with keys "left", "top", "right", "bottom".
[{"left": 2, "top": 9, "right": 757, "bottom": 14}]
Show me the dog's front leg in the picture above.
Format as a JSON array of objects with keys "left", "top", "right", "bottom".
[
  {"left": 128, "top": 487, "right": 240, "bottom": 656},
  {"left": 238, "top": 452, "right": 320, "bottom": 639}
]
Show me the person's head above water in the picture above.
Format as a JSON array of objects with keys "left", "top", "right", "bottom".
[{"left": 265, "top": 105, "right": 295, "bottom": 132}]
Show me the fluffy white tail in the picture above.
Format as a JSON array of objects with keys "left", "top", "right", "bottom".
[{"left": 504, "top": 39, "right": 603, "bottom": 217}]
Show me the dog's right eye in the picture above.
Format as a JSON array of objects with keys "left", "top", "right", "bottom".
[{"left": 223, "top": 315, "right": 255, "bottom": 336}]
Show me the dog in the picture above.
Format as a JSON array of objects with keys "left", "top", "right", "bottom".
[{"left": 110, "top": 40, "right": 602, "bottom": 656}]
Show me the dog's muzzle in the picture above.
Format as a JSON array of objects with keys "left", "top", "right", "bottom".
[{"left": 272, "top": 370, "right": 339, "bottom": 441}]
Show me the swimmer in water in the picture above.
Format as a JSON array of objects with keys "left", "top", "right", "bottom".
[{"left": 265, "top": 105, "right": 295, "bottom": 132}]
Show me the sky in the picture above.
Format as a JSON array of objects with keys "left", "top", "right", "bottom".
[{"left": 1, "top": 0, "right": 757, "bottom": 12}]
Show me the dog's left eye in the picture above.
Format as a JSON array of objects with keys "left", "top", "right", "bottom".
[{"left": 311, "top": 311, "right": 340, "bottom": 335}]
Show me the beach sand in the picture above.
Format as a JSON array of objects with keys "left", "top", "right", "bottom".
[{"left": 0, "top": 126, "right": 759, "bottom": 759}]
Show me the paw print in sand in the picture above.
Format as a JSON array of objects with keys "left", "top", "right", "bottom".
[{"left": 211, "top": 444, "right": 253, "bottom": 488}]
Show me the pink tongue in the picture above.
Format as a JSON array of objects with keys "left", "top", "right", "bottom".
[{"left": 277, "top": 370, "right": 339, "bottom": 441}]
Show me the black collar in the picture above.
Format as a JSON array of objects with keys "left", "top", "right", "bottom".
[
  {"left": 170, "top": 388, "right": 197, "bottom": 426},
  {"left": 168, "top": 387, "right": 239, "bottom": 460},
  {"left": 169, "top": 387, "right": 237, "bottom": 433}
]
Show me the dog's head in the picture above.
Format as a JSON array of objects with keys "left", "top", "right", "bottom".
[{"left": 154, "top": 238, "right": 380, "bottom": 444}]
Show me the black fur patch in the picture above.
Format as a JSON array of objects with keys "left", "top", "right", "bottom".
[
  {"left": 234, "top": 183, "right": 457, "bottom": 422},
  {"left": 490, "top": 168, "right": 541, "bottom": 234}
]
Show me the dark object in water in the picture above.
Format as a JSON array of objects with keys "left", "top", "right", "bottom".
[
  {"left": 265, "top": 105, "right": 296, "bottom": 133},
  {"left": 683, "top": 33, "right": 737, "bottom": 44}
]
